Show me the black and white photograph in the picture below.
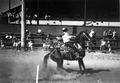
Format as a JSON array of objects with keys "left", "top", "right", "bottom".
[{"left": 0, "top": 0, "right": 120, "bottom": 83}]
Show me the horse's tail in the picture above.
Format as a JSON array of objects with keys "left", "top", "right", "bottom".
[{"left": 43, "top": 53, "right": 50, "bottom": 68}]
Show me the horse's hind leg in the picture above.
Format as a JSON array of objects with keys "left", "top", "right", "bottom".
[
  {"left": 56, "top": 59, "right": 68, "bottom": 75},
  {"left": 57, "top": 59, "right": 63, "bottom": 70},
  {"left": 43, "top": 53, "right": 50, "bottom": 68}
]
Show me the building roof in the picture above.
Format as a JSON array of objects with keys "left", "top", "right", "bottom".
[{"left": 5, "top": 5, "right": 21, "bottom": 14}]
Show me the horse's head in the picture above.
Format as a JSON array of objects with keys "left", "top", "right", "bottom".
[
  {"left": 75, "top": 31, "right": 91, "bottom": 49},
  {"left": 76, "top": 31, "right": 91, "bottom": 42}
]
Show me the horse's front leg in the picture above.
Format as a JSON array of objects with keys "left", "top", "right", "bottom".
[
  {"left": 57, "top": 59, "right": 69, "bottom": 75},
  {"left": 78, "top": 59, "right": 85, "bottom": 72},
  {"left": 43, "top": 53, "right": 50, "bottom": 68},
  {"left": 57, "top": 59, "right": 63, "bottom": 70}
]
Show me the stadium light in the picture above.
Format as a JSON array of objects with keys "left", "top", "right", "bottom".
[{"left": 84, "top": 0, "right": 87, "bottom": 26}]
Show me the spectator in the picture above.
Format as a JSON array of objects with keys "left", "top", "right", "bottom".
[
  {"left": 112, "top": 30, "right": 117, "bottom": 40},
  {"left": 89, "top": 29, "right": 96, "bottom": 47},
  {"left": 28, "top": 40, "right": 33, "bottom": 50},
  {"left": 107, "top": 30, "right": 113, "bottom": 39},
  {"left": 37, "top": 29, "right": 42, "bottom": 34},
  {"left": 25, "top": 29, "right": 31, "bottom": 40},
  {"left": 103, "top": 30, "right": 108, "bottom": 39},
  {"left": 5, "top": 34, "right": 9, "bottom": 39},
  {"left": 37, "top": 29, "right": 45, "bottom": 36},
  {"left": 89, "top": 29, "right": 96, "bottom": 38},
  {"left": 12, "top": 35, "right": 18, "bottom": 48},
  {"left": 112, "top": 30, "right": 119, "bottom": 47}
]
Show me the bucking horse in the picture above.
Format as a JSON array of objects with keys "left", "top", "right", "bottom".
[{"left": 43, "top": 31, "right": 91, "bottom": 73}]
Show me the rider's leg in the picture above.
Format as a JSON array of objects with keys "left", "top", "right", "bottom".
[
  {"left": 65, "top": 42, "right": 80, "bottom": 58},
  {"left": 65, "top": 42, "right": 79, "bottom": 52}
]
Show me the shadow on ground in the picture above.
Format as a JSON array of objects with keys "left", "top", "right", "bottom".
[{"left": 63, "top": 68, "right": 110, "bottom": 75}]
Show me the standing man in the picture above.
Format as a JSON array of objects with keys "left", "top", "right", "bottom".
[
  {"left": 89, "top": 29, "right": 95, "bottom": 38},
  {"left": 103, "top": 30, "right": 108, "bottom": 39},
  {"left": 89, "top": 29, "right": 96, "bottom": 44},
  {"left": 112, "top": 30, "right": 118, "bottom": 47},
  {"left": 89, "top": 29, "right": 96, "bottom": 50},
  {"left": 112, "top": 30, "right": 117, "bottom": 40},
  {"left": 107, "top": 30, "right": 113, "bottom": 40}
]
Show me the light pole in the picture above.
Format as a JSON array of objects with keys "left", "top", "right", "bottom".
[
  {"left": 9, "top": 0, "right": 11, "bottom": 10},
  {"left": 84, "top": 0, "right": 86, "bottom": 26},
  {"left": 119, "top": 0, "right": 120, "bottom": 21},
  {"left": 37, "top": 0, "right": 39, "bottom": 25},
  {"left": 21, "top": 0, "right": 26, "bottom": 48}
]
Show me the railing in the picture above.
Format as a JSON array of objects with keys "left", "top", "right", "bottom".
[
  {"left": 0, "top": 33, "right": 120, "bottom": 49},
  {"left": 87, "top": 37, "right": 120, "bottom": 50}
]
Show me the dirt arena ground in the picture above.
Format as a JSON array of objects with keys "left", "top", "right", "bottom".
[{"left": 0, "top": 48, "right": 120, "bottom": 83}]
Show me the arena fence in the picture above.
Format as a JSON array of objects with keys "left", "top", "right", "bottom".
[{"left": 0, "top": 33, "right": 120, "bottom": 49}]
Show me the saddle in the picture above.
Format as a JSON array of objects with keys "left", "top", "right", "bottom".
[
  {"left": 52, "top": 40, "right": 84, "bottom": 59},
  {"left": 59, "top": 42, "right": 82, "bottom": 52},
  {"left": 60, "top": 44, "right": 72, "bottom": 52},
  {"left": 60, "top": 46, "right": 84, "bottom": 60}
]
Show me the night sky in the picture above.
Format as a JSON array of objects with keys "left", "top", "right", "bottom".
[
  {"left": 0, "top": 0, "right": 119, "bottom": 21},
  {"left": 0, "top": 0, "right": 20, "bottom": 13}
]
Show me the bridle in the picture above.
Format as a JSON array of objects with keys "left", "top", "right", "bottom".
[{"left": 83, "top": 32, "right": 91, "bottom": 41}]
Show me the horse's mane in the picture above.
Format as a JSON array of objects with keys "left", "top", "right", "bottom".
[
  {"left": 76, "top": 31, "right": 87, "bottom": 39},
  {"left": 75, "top": 30, "right": 89, "bottom": 48},
  {"left": 79, "top": 30, "right": 87, "bottom": 35}
]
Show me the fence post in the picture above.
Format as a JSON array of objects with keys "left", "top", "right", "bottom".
[{"left": 36, "top": 64, "right": 39, "bottom": 83}]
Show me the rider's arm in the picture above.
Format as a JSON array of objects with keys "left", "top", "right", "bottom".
[{"left": 67, "top": 33, "right": 75, "bottom": 38}]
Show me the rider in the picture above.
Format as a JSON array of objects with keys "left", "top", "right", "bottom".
[{"left": 62, "top": 27, "right": 80, "bottom": 58}]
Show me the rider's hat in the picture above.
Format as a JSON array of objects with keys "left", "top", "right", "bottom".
[{"left": 62, "top": 28, "right": 68, "bottom": 32}]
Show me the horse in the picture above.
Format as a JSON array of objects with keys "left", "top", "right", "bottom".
[{"left": 43, "top": 31, "right": 91, "bottom": 73}]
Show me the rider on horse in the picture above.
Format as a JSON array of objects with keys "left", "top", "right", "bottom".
[{"left": 62, "top": 27, "right": 80, "bottom": 58}]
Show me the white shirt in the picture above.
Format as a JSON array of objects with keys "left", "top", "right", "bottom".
[
  {"left": 89, "top": 30, "right": 95, "bottom": 38},
  {"left": 62, "top": 32, "right": 72, "bottom": 43},
  {"left": 101, "top": 39, "right": 106, "bottom": 46},
  {"left": 112, "top": 31, "right": 116, "bottom": 37},
  {"left": 28, "top": 41, "right": 33, "bottom": 47}
]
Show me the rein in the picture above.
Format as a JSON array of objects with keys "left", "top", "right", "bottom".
[
  {"left": 83, "top": 32, "right": 90, "bottom": 41},
  {"left": 48, "top": 47, "right": 60, "bottom": 57},
  {"left": 48, "top": 48, "right": 56, "bottom": 56}
]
